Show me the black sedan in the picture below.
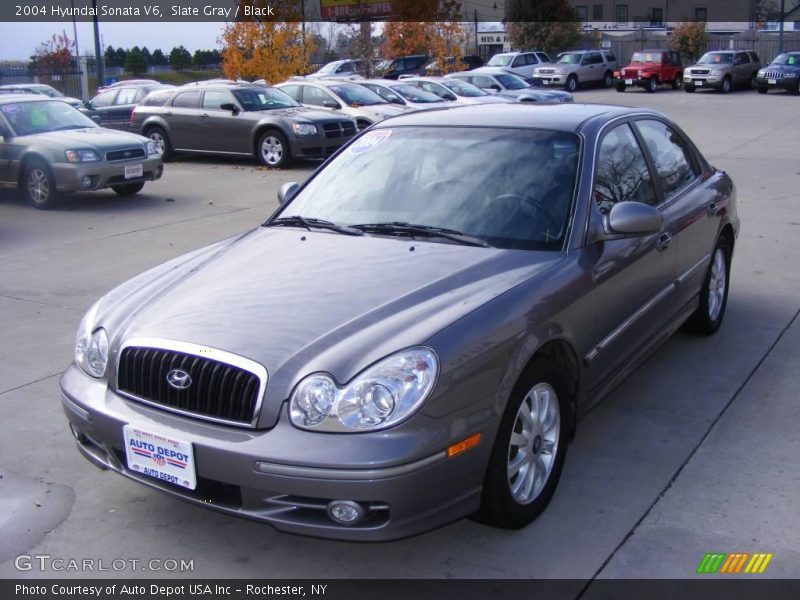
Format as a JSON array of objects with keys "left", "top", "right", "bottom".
[{"left": 81, "top": 83, "right": 174, "bottom": 130}]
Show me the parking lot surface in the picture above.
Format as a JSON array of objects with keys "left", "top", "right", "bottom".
[{"left": 1, "top": 87, "right": 799, "bottom": 581}]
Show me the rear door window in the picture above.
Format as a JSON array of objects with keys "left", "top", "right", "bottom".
[
  {"left": 114, "top": 88, "right": 139, "bottom": 105},
  {"left": 202, "top": 89, "right": 234, "bottom": 110},
  {"left": 171, "top": 91, "right": 202, "bottom": 108},
  {"left": 634, "top": 119, "right": 699, "bottom": 200}
]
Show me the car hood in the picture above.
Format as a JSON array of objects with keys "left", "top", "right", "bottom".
[
  {"left": 459, "top": 95, "right": 513, "bottom": 104},
  {"left": 501, "top": 89, "right": 572, "bottom": 102},
  {"left": 763, "top": 64, "right": 800, "bottom": 73},
  {"left": 19, "top": 127, "right": 148, "bottom": 150},
  {"left": 99, "top": 228, "right": 562, "bottom": 427},
  {"left": 254, "top": 106, "right": 349, "bottom": 124}
]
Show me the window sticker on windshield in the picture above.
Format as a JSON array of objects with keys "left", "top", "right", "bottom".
[
  {"left": 1, "top": 104, "right": 19, "bottom": 114},
  {"left": 349, "top": 129, "right": 392, "bottom": 154},
  {"left": 258, "top": 94, "right": 268, "bottom": 103}
]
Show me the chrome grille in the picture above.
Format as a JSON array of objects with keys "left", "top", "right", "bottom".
[
  {"left": 106, "top": 148, "right": 145, "bottom": 162},
  {"left": 763, "top": 71, "right": 783, "bottom": 79},
  {"left": 690, "top": 69, "right": 710, "bottom": 75},
  {"left": 537, "top": 68, "right": 555, "bottom": 75},
  {"left": 117, "top": 344, "right": 264, "bottom": 427}
]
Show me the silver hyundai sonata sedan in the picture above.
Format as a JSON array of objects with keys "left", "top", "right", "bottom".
[{"left": 59, "top": 103, "right": 738, "bottom": 541}]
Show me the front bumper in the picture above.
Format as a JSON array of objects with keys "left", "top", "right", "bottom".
[
  {"left": 59, "top": 363, "right": 493, "bottom": 541},
  {"left": 289, "top": 135, "right": 354, "bottom": 160},
  {"left": 51, "top": 156, "right": 163, "bottom": 192},
  {"left": 755, "top": 75, "right": 799, "bottom": 91},
  {"left": 683, "top": 75, "right": 724, "bottom": 89},
  {"left": 538, "top": 75, "right": 566, "bottom": 86},
  {"left": 615, "top": 76, "right": 649, "bottom": 87}
]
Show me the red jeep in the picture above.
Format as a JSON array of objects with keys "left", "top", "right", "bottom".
[{"left": 614, "top": 49, "right": 683, "bottom": 92}]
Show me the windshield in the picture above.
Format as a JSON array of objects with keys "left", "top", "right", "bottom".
[
  {"left": 631, "top": 52, "right": 662, "bottom": 63},
  {"left": 390, "top": 84, "right": 443, "bottom": 103},
  {"left": 557, "top": 53, "right": 583, "bottom": 65},
  {"left": 317, "top": 61, "right": 345, "bottom": 74},
  {"left": 487, "top": 55, "right": 513, "bottom": 67},
  {"left": 0, "top": 100, "right": 95, "bottom": 136},
  {"left": 328, "top": 83, "right": 386, "bottom": 106},
  {"left": 496, "top": 74, "right": 528, "bottom": 90},
  {"left": 772, "top": 53, "right": 800, "bottom": 66},
  {"left": 442, "top": 79, "right": 488, "bottom": 97},
  {"left": 279, "top": 127, "right": 580, "bottom": 251},
  {"left": 233, "top": 87, "right": 299, "bottom": 110},
  {"left": 698, "top": 52, "right": 732, "bottom": 65}
]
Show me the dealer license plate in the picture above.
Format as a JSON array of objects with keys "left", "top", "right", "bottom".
[
  {"left": 123, "top": 425, "right": 197, "bottom": 490},
  {"left": 768, "top": 79, "right": 777, "bottom": 85},
  {"left": 124, "top": 163, "right": 143, "bottom": 179},
  {"left": 625, "top": 79, "right": 633, "bottom": 85}
]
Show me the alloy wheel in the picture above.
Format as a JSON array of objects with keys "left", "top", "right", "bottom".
[
  {"left": 261, "top": 136, "right": 284, "bottom": 166},
  {"left": 507, "top": 382, "right": 560, "bottom": 504},
  {"left": 707, "top": 248, "right": 727, "bottom": 321},
  {"left": 27, "top": 168, "right": 50, "bottom": 206}
]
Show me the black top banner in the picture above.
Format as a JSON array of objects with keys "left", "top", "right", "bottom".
[{"left": 1, "top": 0, "right": 754, "bottom": 23}]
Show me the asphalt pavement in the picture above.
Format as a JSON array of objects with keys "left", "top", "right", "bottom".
[{"left": 0, "top": 86, "right": 798, "bottom": 583}]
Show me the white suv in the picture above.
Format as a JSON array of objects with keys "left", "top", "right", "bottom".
[{"left": 486, "top": 51, "right": 552, "bottom": 79}]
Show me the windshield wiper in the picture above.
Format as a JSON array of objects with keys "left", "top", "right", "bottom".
[
  {"left": 263, "top": 215, "right": 364, "bottom": 236},
  {"left": 352, "top": 222, "right": 491, "bottom": 247},
  {"left": 52, "top": 125, "right": 87, "bottom": 131}
]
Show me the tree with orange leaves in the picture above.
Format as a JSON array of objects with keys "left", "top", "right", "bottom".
[{"left": 220, "top": 0, "right": 315, "bottom": 83}]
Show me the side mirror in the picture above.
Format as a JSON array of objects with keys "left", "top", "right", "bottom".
[
  {"left": 90, "top": 115, "right": 101, "bottom": 124},
  {"left": 391, "top": 98, "right": 404, "bottom": 105},
  {"left": 322, "top": 99, "right": 340, "bottom": 109},
  {"left": 0, "top": 124, "right": 9, "bottom": 139},
  {"left": 606, "top": 202, "right": 663, "bottom": 235},
  {"left": 278, "top": 181, "right": 299, "bottom": 204},
  {"left": 445, "top": 93, "right": 458, "bottom": 101},
  {"left": 83, "top": 100, "right": 93, "bottom": 109},
  {"left": 220, "top": 102, "right": 239, "bottom": 114}
]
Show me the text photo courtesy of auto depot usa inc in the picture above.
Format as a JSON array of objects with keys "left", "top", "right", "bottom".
[{"left": 1, "top": 0, "right": 800, "bottom": 599}]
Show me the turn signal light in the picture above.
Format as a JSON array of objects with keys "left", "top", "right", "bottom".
[{"left": 446, "top": 433, "right": 481, "bottom": 458}]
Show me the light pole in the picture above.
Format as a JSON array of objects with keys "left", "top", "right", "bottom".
[{"left": 91, "top": 0, "right": 104, "bottom": 88}]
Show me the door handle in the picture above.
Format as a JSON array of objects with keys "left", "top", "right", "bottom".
[
  {"left": 200, "top": 113, "right": 209, "bottom": 118},
  {"left": 656, "top": 232, "right": 672, "bottom": 251},
  {"left": 707, "top": 202, "right": 721, "bottom": 216}
]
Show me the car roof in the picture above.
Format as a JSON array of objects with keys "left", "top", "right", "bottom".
[
  {"left": 371, "top": 102, "right": 663, "bottom": 133},
  {"left": 0, "top": 94, "right": 52, "bottom": 105},
  {"left": 0, "top": 83, "right": 52, "bottom": 89},
  {"left": 454, "top": 67, "right": 520, "bottom": 76}
]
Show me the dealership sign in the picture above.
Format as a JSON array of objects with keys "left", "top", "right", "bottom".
[
  {"left": 320, "top": 0, "right": 393, "bottom": 19},
  {"left": 478, "top": 31, "right": 511, "bottom": 51}
]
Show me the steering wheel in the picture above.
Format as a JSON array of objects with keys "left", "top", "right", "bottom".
[{"left": 492, "top": 193, "right": 562, "bottom": 236}]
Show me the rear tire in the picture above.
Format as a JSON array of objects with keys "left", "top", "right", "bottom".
[
  {"left": 474, "top": 356, "right": 571, "bottom": 529},
  {"left": 671, "top": 74, "right": 683, "bottom": 89},
  {"left": 22, "top": 160, "right": 59, "bottom": 209},
  {"left": 111, "top": 182, "right": 145, "bottom": 196},
  {"left": 682, "top": 236, "right": 731, "bottom": 335},
  {"left": 603, "top": 71, "right": 613, "bottom": 88}
]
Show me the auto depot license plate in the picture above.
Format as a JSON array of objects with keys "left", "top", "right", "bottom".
[
  {"left": 768, "top": 79, "right": 777, "bottom": 85},
  {"left": 124, "top": 163, "right": 143, "bottom": 179},
  {"left": 123, "top": 425, "right": 197, "bottom": 490},
  {"left": 625, "top": 79, "right": 634, "bottom": 85}
]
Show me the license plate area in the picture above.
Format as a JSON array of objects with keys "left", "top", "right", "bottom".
[
  {"left": 695, "top": 80, "right": 704, "bottom": 86},
  {"left": 123, "top": 425, "right": 197, "bottom": 490},
  {"left": 625, "top": 79, "right": 633, "bottom": 85},
  {"left": 768, "top": 79, "right": 777, "bottom": 85},
  {"left": 124, "top": 163, "right": 143, "bottom": 179}
]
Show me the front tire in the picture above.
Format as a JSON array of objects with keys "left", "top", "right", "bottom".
[
  {"left": 111, "top": 182, "right": 145, "bottom": 196},
  {"left": 615, "top": 82, "right": 626, "bottom": 93},
  {"left": 565, "top": 75, "right": 578, "bottom": 93},
  {"left": 721, "top": 76, "right": 732, "bottom": 94},
  {"left": 22, "top": 160, "right": 59, "bottom": 209},
  {"left": 684, "top": 84, "right": 696, "bottom": 93},
  {"left": 257, "top": 130, "right": 289, "bottom": 168},
  {"left": 474, "top": 356, "right": 570, "bottom": 529},
  {"left": 682, "top": 237, "right": 731, "bottom": 335},
  {"left": 145, "top": 126, "right": 172, "bottom": 161},
  {"left": 647, "top": 76, "right": 658, "bottom": 93},
  {"left": 758, "top": 86, "right": 768, "bottom": 94}
]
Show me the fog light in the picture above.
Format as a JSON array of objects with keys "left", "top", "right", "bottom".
[
  {"left": 327, "top": 500, "right": 365, "bottom": 526},
  {"left": 69, "top": 423, "right": 86, "bottom": 442},
  {"left": 80, "top": 176, "right": 92, "bottom": 189}
]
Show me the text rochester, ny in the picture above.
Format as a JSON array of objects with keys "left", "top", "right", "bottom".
[{"left": 37, "top": 4, "right": 275, "bottom": 19}]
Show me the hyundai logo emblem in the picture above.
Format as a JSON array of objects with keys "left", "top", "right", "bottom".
[{"left": 166, "top": 369, "right": 192, "bottom": 390}]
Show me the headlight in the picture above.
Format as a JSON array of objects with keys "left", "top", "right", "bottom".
[
  {"left": 684, "top": 68, "right": 692, "bottom": 76},
  {"left": 74, "top": 300, "right": 108, "bottom": 378},
  {"left": 146, "top": 140, "right": 160, "bottom": 156},
  {"left": 65, "top": 149, "right": 99, "bottom": 163},
  {"left": 554, "top": 68, "right": 566, "bottom": 75},
  {"left": 289, "top": 347, "right": 438, "bottom": 432},
  {"left": 291, "top": 123, "right": 318, "bottom": 136},
  {"left": 709, "top": 70, "right": 721, "bottom": 76}
]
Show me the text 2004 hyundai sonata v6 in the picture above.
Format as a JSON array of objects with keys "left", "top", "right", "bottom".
[{"left": 60, "top": 103, "right": 738, "bottom": 541}]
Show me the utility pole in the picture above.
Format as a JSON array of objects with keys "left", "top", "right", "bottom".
[
  {"left": 474, "top": 9, "right": 478, "bottom": 55},
  {"left": 91, "top": 0, "right": 104, "bottom": 88},
  {"left": 778, "top": 0, "right": 786, "bottom": 54}
]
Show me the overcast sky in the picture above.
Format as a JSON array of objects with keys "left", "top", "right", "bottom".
[{"left": 0, "top": 22, "right": 227, "bottom": 61}]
